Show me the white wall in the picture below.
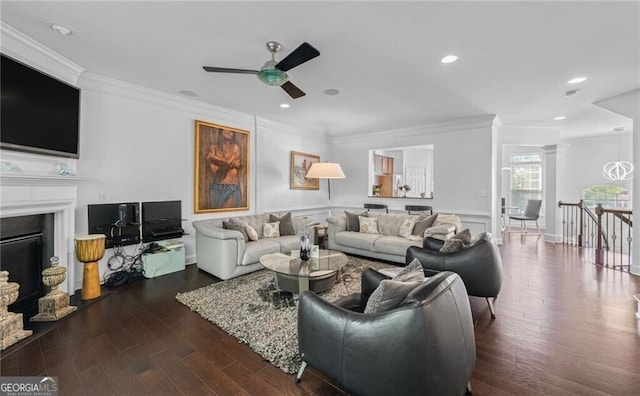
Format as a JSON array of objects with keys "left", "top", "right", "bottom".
[
  {"left": 331, "top": 115, "right": 498, "bottom": 235},
  {"left": 75, "top": 74, "right": 331, "bottom": 286},
  {"left": 562, "top": 134, "right": 633, "bottom": 200}
]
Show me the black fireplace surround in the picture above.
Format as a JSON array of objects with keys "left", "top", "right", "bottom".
[{"left": 0, "top": 214, "right": 54, "bottom": 317}]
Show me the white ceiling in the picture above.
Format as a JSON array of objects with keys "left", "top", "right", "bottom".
[{"left": 1, "top": 1, "right": 638, "bottom": 138}]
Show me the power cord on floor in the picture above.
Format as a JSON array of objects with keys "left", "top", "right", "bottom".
[{"left": 104, "top": 244, "right": 147, "bottom": 288}]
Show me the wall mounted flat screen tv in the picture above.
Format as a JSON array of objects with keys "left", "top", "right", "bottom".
[
  {"left": 142, "top": 200, "right": 184, "bottom": 242},
  {"left": 1, "top": 54, "right": 81, "bottom": 159},
  {"left": 88, "top": 203, "right": 140, "bottom": 249}
]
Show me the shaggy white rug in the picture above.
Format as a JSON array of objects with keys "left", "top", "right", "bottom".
[{"left": 175, "top": 256, "right": 394, "bottom": 373}]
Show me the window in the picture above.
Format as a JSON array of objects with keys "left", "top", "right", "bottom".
[
  {"left": 509, "top": 153, "right": 543, "bottom": 212},
  {"left": 582, "top": 185, "right": 630, "bottom": 209}
]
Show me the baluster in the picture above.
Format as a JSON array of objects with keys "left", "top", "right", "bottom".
[{"left": 595, "top": 204, "right": 604, "bottom": 265}]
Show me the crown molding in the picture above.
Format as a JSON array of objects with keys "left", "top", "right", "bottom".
[
  {"left": 0, "top": 22, "right": 84, "bottom": 85},
  {"left": 79, "top": 72, "right": 256, "bottom": 125},
  {"left": 256, "top": 117, "right": 320, "bottom": 137},
  {"left": 333, "top": 114, "right": 498, "bottom": 145}
]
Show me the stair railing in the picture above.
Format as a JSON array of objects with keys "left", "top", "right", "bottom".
[{"left": 559, "top": 200, "right": 631, "bottom": 272}]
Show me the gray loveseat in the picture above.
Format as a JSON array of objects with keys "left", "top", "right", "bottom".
[
  {"left": 326, "top": 212, "right": 462, "bottom": 264},
  {"left": 192, "top": 213, "right": 310, "bottom": 280}
]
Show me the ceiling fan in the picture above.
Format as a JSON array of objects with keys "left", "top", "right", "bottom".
[{"left": 202, "top": 41, "right": 320, "bottom": 99}]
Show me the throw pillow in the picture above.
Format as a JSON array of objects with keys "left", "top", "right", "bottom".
[
  {"left": 245, "top": 225, "right": 259, "bottom": 241},
  {"left": 222, "top": 221, "right": 248, "bottom": 242},
  {"left": 269, "top": 212, "right": 295, "bottom": 236},
  {"left": 439, "top": 238, "right": 465, "bottom": 253},
  {"left": 263, "top": 221, "right": 280, "bottom": 238},
  {"left": 393, "top": 259, "right": 425, "bottom": 283},
  {"left": 412, "top": 214, "right": 437, "bottom": 236},
  {"left": 230, "top": 217, "right": 248, "bottom": 227},
  {"left": 398, "top": 218, "right": 416, "bottom": 238},
  {"left": 433, "top": 213, "right": 463, "bottom": 233},
  {"left": 452, "top": 228, "right": 473, "bottom": 245},
  {"left": 364, "top": 280, "right": 421, "bottom": 314},
  {"left": 359, "top": 216, "right": 379, "bottom": 234},
  {"left": 345, "top": 211, "right": 367, "bottom": 232}
]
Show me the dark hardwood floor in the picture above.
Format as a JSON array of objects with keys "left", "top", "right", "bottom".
[{"left": 2, "top": 233, "right": 640, "bottom": 395}]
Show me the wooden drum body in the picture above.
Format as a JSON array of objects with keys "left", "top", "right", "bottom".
[{"left": 75, "top": 234, "right": 106, "bottom": 300}]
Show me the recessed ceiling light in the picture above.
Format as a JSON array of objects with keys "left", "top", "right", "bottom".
[
  {"left": 565, "top": 90, "right": 579, "bottom": 97},
  {"left": 50, "top": 23, "right": 73, "bottom": 36},
  {"left": 554, "top": 116, "right": 567, "bottom": 121},
  {"left": 280, "top": 103, "right": 290, "bottom": 108},
  {"left": 613, "top": 127, "right": 625, "bottom": 132},
  {"left": 179, "top": 90, "right": 198, "bottom": 97},
  {"left": 568, "top": 77, "right": 587, "bottom": 84},
  {"left": 441, "top": 55, "right": 458, "bottom": 64},
  {"left": 324, "top": 88, "right": 339, "bottom": 96}
]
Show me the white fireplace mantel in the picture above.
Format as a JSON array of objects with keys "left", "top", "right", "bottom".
[{"left": 0, "top": 172, "right": 91, "bottom": 295}]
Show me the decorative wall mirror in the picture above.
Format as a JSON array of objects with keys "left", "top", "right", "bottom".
[{"left": 368, "top": 144, "right": 434, "bottom": 198}]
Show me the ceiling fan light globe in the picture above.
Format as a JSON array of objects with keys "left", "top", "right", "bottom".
[{"left": 257, "top": 68, "right": 288, "bottom": 86}]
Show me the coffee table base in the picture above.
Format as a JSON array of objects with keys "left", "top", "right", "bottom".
[{"left": 275, "top": 271, "right": 338, "bottom": 294}]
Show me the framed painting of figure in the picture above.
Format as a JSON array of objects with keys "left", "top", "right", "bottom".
[
  {"left": 290, "top": 151, "right": 320, "bottom": 190},
  {"left": 194, "top": 120, "right": 250, "bottom": 213}
]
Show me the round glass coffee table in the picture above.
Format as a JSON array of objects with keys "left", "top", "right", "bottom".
[{"left": 259, "top": 249, "right": 349, "bottom": 293}]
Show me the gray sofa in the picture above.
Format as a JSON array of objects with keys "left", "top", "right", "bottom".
[
  {"left": 192, "top": 213, "right": 310, "bottom": 280},
  {"left": 326, "top": 212, "right": 461, "bottom": 264}
]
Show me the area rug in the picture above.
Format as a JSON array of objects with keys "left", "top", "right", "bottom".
[{"left": 175, "top": 256, "right": 395, "bottom": 374}]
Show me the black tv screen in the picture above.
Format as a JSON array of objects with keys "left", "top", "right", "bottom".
[
  {"left": 88, "top": 203, "right": 140, "bottom": 248},
  {"left": 1, "top": 54, "right": 80, "bottom": 158},
  {"left": 142, "top": 200, "right": 184, "bottom": 242}
]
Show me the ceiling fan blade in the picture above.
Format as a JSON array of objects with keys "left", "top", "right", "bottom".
[
  {"left": 275, "top": 42, "right": 320, "bottom": 72},
  {"left": 281, "top": 81, "right": 306, "bottom": 99},
  {"left": 203, "top": 66, "right": 258, "bottom": 74}
]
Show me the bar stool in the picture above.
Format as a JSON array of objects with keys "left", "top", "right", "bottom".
[
  {"left": 364, "top": 203, "right": 388, "bottom": 213},
  {"left": 405, "top": 205, "right": 433, "bottom": 215}
]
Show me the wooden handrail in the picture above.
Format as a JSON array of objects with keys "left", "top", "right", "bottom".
[{"left": 558, "top": 200, "right": 632, "bottom": 271}]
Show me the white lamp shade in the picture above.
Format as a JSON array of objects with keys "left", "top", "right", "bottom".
[{"left": 305, "top": 162, "right": 346, "bottom": 179}]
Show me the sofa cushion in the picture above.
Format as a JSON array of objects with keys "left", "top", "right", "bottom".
[
  {"left": 373, "top": 235, "right": 421, "bottom": 256},
  {"left": 398, "top": 218, "right": 415, "bottom": 238},
  {"left": 439, "top": 238, "right": 465, "bottom": 253},
  {"left": 345, "top": 211, "right": 367, "bottom": 232},
  {"left": 412, "top": 214, "right": 437, "bottom": 236},
  {"left": 393, "top": 259, "right": 425, "bottom": 283},
  {"left": 334, "top": 231, "right": 381, "bottom": 251},
  {"left": 223, "top": 221, "right": 248, "bottom": 242},
  {"left": 433, "top": 213, "right": 463, "bottom": 232},
  {"left": 230, "top": 214, "right": 269, "bottom": 238},
  {"left": 364, "top": 280, "right": 421, "bottom": 314},
  {"left": 359, "top": 216, "right": 379, "bottom": 234},
  {"left": 452, "top": 228, "right": 473, "bottom": 244},
  {"left": 241, "top": 239, "right": 281, "bottom": 265},
  {"left": 263, "top": 221, "right": 280, "bottom": 238},
  {"left": 276, "top": 235, "right": 300, "bottom": 254},
  {"left": 269, "top": 212, "right": 296, "bottom": 236},
  {"left": 245, "top": 225, "right": 259, "bottom": 241}
]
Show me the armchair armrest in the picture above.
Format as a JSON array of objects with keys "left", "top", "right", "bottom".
[
  {"left": 192, "top": 220, "right": 244, "bottom": 241},
  {"left": 423, "top": 237, "right": 445, "bottom": 251},
  {"left": 361, "top": 268, "right": 391, "bottom": 302}
]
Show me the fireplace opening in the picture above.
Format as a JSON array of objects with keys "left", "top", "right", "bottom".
[{"left": 0, "top": 214, "right": 54, "bottom": 319}]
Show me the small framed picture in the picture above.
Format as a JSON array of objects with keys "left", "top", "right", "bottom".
[
  {"left": 290, "top": 151, "right": 320, "bottom": 190},
  {"left": 310, "top": 245, "right": 320, "bottom": 258}
]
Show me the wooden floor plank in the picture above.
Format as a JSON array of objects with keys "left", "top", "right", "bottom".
[{"left": 1, "top": 235, "right": 639, "bottom": 395}]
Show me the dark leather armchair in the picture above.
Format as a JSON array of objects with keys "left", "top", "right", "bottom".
[
  {"left": 296, "top": 270, "right": 476, "bottom": 396},
  {"left": 406, "top": 232, "right": 503, "bottom": 318}
]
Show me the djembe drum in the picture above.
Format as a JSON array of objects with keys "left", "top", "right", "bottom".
[{"left": 75, "top": 234, "right": 106, "bottom": 300}]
